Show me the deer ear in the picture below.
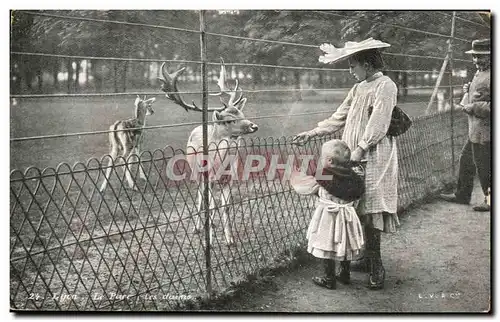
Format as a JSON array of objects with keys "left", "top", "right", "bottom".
[
  {"left": 212, "top": 111, "right": 223, "bottom": 121},
  {"left": 134, "top": 96, "right": 141, "bottom": 106},
  {"left": 147, "top": 97, "right": 156, "bottom": 103},
  {"left": 235, "top": 98, "right": 247, "bottom": 111}
]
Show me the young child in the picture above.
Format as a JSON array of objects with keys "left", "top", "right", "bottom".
[{"left": 290, "top": 139, "right": 365, "bottom": 289}]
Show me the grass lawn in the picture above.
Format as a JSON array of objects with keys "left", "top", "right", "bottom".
[{"left": 10, "top": 87, "right": 450, "bottom": 172}]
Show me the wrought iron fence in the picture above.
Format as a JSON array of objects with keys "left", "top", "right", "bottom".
[{"left": 10, "top": 110, "right": 468, "bottom": 310}]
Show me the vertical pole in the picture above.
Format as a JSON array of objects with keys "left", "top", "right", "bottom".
[
  {"left": 448, "top": 11, "right": 457, "bottom": 177},
  {"left": 425, "top": 54, "right": 449, "bottom": 114},
  {"left": 199, "top": 10, "right": 212, "bottom": 298}
]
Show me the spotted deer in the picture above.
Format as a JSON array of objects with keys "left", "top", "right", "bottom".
[
  {"left": 158, "top": 59, "right": 258, "bottom": 246},
  {"left": 99, "top": 96, "right": 156, "bottom": 192}
]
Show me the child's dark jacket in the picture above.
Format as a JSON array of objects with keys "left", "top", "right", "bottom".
[{"left": 316, "top": 164, "right": 365, "bottom": 202}]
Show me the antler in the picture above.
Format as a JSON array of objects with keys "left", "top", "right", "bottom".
[
  {"left": 211, "top": 58, "right": 244, "bottom": 106},
  {"left": 158, "top": 62, "right": 227, "bottom": 112}
]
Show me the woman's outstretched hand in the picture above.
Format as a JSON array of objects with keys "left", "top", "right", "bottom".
[{"left": 292, "top": 131, "right": 314, "bottom": 145}]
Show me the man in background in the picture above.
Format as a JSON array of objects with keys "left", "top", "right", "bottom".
[{"left": 440, "top": 38, "right": 491, "bottom": 212}]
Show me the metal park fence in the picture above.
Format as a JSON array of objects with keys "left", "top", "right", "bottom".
[
  {"left": 10, "top": 9, "right": 487, "bottom": 310},
  {"left": 10, "top": 110, "right": 468, "bottom": 310}
]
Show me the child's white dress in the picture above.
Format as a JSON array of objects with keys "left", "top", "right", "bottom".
[{"left": 291, "top": 172, "right": 365, "bottom": 260}]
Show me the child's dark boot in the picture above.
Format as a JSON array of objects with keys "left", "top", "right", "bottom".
[
  {"left": 312, "top": 259, "right": 336, "bottom": 289},
  {"left": 337, "top": 260, "right": 351, "bottom": 284}
]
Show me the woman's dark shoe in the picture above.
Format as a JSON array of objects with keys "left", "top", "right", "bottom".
[
  {"left": 368, "top": 257, "right": 385, "bottom": 290},
  {"left": 365, "top": 226, "right": 385, "bottom": 289},
  {"left": 473, "top": 197, "right": 490, "bottom": 212},
  {"left": 312, "top": 276, "right": 336, "bottom": 289},
  {"left": 439, "top": 193, "right": 470, "bottom": 205},
  {"left": 473, "top": 202, "right": 490, "bottom": 212},
  {"left": 336, "top": 261, "right": 351, "bottom": 284}
]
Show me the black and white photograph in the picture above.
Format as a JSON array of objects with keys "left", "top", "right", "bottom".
[{"left": 8, "top": 7, "right": 492, "bottom": 314}]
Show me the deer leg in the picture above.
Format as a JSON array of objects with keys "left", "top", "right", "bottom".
[
  {"left": 122, "top": 145, "right": 138, "bottom": 191},
  {"left": 99, "top": 131, "right": 119, "bottom": 192},
  {"left": 99, "top": 156, "right": 114, "bottom": 192},
  {"left": 194, "top": 184, "right": 218, "bottom": 247},
  {"left": 138, "top": 157, "right": 147, "bottom": 180},
  {"left": 134, "top": 142, "right": 147, "bottom": 180},
  {"left": 193, "top": 186, "right": 203, "bottom": 233},
  {"left": 194, "top": 184, "right": 216, "bottom": 239},
  {"left": 132, "top": 147, "right": 147, "bottom": 181},
  {"left": 220, "top": 185, "right": 235, "bottom": 246}
]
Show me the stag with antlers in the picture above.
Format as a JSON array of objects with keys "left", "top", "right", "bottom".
[
  {"left": 99, "top": 95, "right": 156, "bottom": 192},
  {"left": 158, "top": 58, "right": 258, "bottom": 246}
]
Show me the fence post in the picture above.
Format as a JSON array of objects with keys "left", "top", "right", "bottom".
[
  {"left": 448, "top": 11, "right": 457, "bottom": 177},
  {"left": 199, "top": 9, "right": 212, "bottom": 299}
]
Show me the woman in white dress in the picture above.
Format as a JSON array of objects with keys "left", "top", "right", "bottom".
[{"left": 293, "top": 38, "right": 399, "bottom": 290}]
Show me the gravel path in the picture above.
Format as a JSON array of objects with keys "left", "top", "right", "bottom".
[{"left": 214, "top": 182, "right": 491, "bottom": 313}]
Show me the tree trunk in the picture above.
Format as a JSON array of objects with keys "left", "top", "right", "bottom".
[
  {"left": 318, "top": 71, "right": 324, "bottom": 88},
  {"left": 252, "top": 68, "right": 261, "bottom": 89},
  {"left": 122, "top": 60, "right": 128, "bottom": 92},
  {"left": 10, "top": 58, "right": 21, "bottom": 94},
  {"left": 402, "top": 71, "right": 408, "bottom": 99},
  {"left": 75, "top": 60, "right": 81, "bottom": 93},
  {"left": 113, "top": 61, "right": 119, "bottom": 93},
  {"left": 52, "top": 59, "right": 59, "bottom": 90},
  {"left": 66, "top": 59, "right": 72, "bottom": 94},
  {"left": 293, "top": 70, "right": 302, "bottom": 101},
  {"left": 24, "top": 69, "right": 33, "bottom": 91},
  {"left": 36, "top": 69, "right": 43, "bottom": 93},
  {"left": 91, "top": 60, "right": 99, "bottom": 92},
  {"left": 146, "top": 62, "right": 151, "bottom": 86},
  {"left": 85, "top": 60, "right": 90, "bottom": 87}
]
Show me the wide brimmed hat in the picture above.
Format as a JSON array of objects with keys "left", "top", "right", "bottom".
[
  {"left": 465, "top": 39, "right": 490, "bottom": 55},
  {"left": 319, "top": 38, "right": 391, "bottom": 64}
]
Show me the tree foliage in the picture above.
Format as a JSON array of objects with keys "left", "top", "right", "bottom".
[
  {"left": 10, "top": 9, "right": 489, "bottom": 94},
  {"left": 340, "top": 10, "right": 490, "bottom": 69}
]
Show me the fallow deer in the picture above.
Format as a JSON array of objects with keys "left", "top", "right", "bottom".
[
  {"left": 158, "top": 59, "right": 258, "bottom": 246},
  {"left": 99, "top": 95, "right": 156, "bottom": 192}
]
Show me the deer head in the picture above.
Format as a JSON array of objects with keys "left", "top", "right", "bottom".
[
  {"left": 158, "top": 58, "right": 258, "bottom": 138},
  {"left": 135, "top": 95, "right": 155, "bottom": 116}
]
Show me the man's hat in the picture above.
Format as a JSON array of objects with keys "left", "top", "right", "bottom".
[
  {"left": 318, "top": 38, "right": 391, "bottom": 64},
  {"left": 465, "top": 39, "right": 490, "bottom": 55}
]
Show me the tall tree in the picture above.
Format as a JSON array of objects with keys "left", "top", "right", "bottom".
[
  {"left": 12, "top": 10, "right": 200, "bottom": 93},
  {"left": 340, "top": 10, "right": 491, "bottom": 96},
  {"left": 11, "top": 9, "right": 489, "bottom": 95},
  {"left": 237, "top": 10, "right": 345, "bottom": 98}
]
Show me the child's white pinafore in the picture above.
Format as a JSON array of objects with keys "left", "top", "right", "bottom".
[{"left": 291, "top": 172, "right": 365, "bottom": 260}]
